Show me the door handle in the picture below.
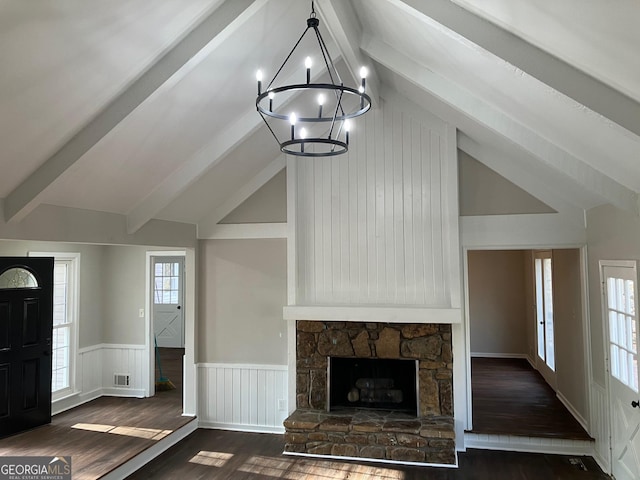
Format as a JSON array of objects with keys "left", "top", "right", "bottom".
[
  {"left": 177, "top": 305, "right": 181, "bottom": 310},
  {"left": 43, "top": 351, "right": 49, "bottom": 357},
  {"left": 632, "top": 400, "right": 640, "bottom": 408}
]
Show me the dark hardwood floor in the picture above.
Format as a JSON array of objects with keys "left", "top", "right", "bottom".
[
  {"left": 155, "top": 347, "right": 184, "bottom": 393},
  {"left": 128, "top": 429, "right": 608, "bottom": 480},
  {"left": 470, "top": 357, "right": 592, "bottom": 439},
  {"left": 0, "top": 347, "right": 187, "bottom": 480},
  {"left": 1, "top": 353, "right": 604, "bottom": 479}
]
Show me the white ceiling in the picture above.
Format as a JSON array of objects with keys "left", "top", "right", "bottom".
[{"left": 0, "top": 0, "right": 638, "bottom": 234}]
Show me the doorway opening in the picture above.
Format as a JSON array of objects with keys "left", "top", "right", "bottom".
[
  {"left": 146, "top": 251, "right": 192, "bottom": 414},
  {"left": 465, "top": 248, "right": 592, "bottom": 441}
]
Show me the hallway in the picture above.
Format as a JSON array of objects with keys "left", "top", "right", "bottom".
[{"left": 470, "top": 357, "right": 592, "bottom": 440}]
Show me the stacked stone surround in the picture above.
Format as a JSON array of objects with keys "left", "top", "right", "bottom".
[{"left": 285, "top": 320, "right": 455, "bottom": 465}]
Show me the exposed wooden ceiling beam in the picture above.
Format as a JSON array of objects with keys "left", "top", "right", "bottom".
[
  {"left": 315, "top": 0, "right": 380, "bottom": 108},
  {"left": 368, "top": 39, "right": 639, "bottom": 215},
  {"left": 391, "top": 0, "right": 640, "bottom": 138},
  {"left": 3, "top": 0, "right": 264, "bottom": 224}
]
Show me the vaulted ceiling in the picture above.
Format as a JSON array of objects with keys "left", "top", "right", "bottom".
[{"left": 1, "top": 0, "right": 638, "bottom": 237}]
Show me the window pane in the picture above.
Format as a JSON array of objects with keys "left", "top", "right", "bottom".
[
  {"left": 535, "top": 259, "right": 545, "bottom": 359},
  {"left": 50, "top": 258, "right": 75, "bottom": 395},
  {"left": 612, "top": 344, "right": 620, "bottom": 378},
  {"left": 618, "top": 312, "right": 627, "bottom": 348},
  {"left": 620, "top": 348, "right": 629, "bottom": 385},
  {"left": 627, "top": 280, "right": 636, "bottom": 315},
  {"left": 608, "top": 278, "right": 617, "bottom": 309},
  {"left": 52, "top": 325, "right": 70, "bottom": 392},
  {"left": 0, "top": 268, "right": 38, "bottom": 289},
  {"left": 610, "top": 310, "right": 618, "bottom": 344}
]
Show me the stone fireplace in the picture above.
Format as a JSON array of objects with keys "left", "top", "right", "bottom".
[{"left": 283, "top": 320, "right": 455, "bottom": 465}]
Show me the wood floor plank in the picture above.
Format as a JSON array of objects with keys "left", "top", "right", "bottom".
[
  {"left": 470, "top": 358, "right": 592, "bottom": 439},
  {"left": 127, "top": 429, "right": 608, "bottom": 480},
  {"left": 0, "top": 347, "right": 187, "bottom": 479}
]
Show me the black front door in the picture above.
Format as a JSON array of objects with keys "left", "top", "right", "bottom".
[{"left": 0, "top": 257, "right": 54, "bottom": 438}]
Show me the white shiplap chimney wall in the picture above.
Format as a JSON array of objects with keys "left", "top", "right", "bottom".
[{"left": 286, "top": 97, "right": 460, "bottom": 318}]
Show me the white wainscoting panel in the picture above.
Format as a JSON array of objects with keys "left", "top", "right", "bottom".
[
  {"left": 294, "top": 99, "right": 459, "bottom": 307},
  {"left": 53, "top": 343, "right": 146, "bottom": 415},
  {"left": 591, "top": 382, "right": 610, "bottom": 473},
  {"left": 78, "top": 344, "right": 103, "bottom": 397},
  {"left": 198, "top": 363, "right": 288, "bottom": 433},
  {"left": 101, "top": 344, "right": 146, "bottom": 397}
]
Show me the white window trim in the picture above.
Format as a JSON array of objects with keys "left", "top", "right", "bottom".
[{"left": 29, "top": 252, "right": 80, "bottom": 401}]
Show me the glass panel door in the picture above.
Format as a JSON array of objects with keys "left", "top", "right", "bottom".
[{"left": 535, "top": 251, "right": 556, "bottom": 387}]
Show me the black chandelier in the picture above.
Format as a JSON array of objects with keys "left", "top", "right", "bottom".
[{"left": 255, "top": 1, "right": 371, "bottom": 157}]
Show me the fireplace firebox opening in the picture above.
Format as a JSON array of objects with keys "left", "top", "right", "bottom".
[{"left": 328, "top": 357, "right": 418, "bottom": 415}]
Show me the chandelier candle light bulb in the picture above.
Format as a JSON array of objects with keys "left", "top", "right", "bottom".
[
  {"left": 344, "top": 119, "right": 351, "bottom": 145},
  {"left": 256, "top": 70, "right": 263, "bottom": 95},
  {"left": 305, "top": 56, "right": 312, "bottom": 84},
  {"left": 317, "top": 93, "right": 325, "bottom": 118},
  {"left": 300, "top": 127, "right": 308, "bottom": 152},
  {"left": 289, "top": 112, "right": 297, "bottom": 140}
]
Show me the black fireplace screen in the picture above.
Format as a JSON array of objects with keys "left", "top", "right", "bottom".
[{"left": 328, "top": 357, "right": 418, "bottom": 415}]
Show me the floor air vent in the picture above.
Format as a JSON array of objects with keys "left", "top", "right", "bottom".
[{"left": 114, "top": 374, "right": 131, "bottom": 387}]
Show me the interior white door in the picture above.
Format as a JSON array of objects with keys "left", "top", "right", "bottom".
[
  {"left": 153, "top": 257, "right": 184, "bottom": 348},
  {"left": 534, "top": 251, "right": 556, "bottom": 389},
  {"left": 603, "top": 263, "right": 640, "bottom": 480}
]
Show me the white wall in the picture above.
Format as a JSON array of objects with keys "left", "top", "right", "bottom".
[
  {"left": 102, "top": 245, "right": 148, "bottom": 345},
  {"left": 467, "top": 250, "right": 528, "bottom": 356},
  {"left": 459, "top": 151, "right": 555, "bottom": 216},
  {"left": 553, "top": 248, "right": 588, "bottom": 425},
  {"left": 198, "top": 238, "right": 287, "bottom": 365},
  {"left": 220, "top": 169, "right": 286, "bottom": 224}
]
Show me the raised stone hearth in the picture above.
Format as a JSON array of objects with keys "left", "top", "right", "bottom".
[
  {"left": 285, "top": 320, "right": 455, "bottom": 465},
  {"left": 284, "top": 409, "right": 455, "bottom": 464}
]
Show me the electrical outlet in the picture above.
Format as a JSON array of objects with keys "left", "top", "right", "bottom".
[
  {"left": 139, "top": 308, "right": 144, "bottom": 318},
  {"left": 278, "top": 399, "right": 286, "bottom": 411}
]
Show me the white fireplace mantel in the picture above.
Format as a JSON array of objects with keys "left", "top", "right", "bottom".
[{"left": 283, "top": 305, "right": 462, "bottom": 324}]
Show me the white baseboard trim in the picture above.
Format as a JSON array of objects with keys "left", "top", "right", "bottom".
[
  {"left": 100, "top": 420, "right": 198, "bottom": 480},
  {"left": 593, "top": 449, "right": 610, "bottom": 475},
  {"left": 556, "top": 391, "right": 589, "bottom": 433},
  {"left": 102, "top": 387, "right": 145, "bottom": 398},
  {"left": 52, "top": 388, "right": 102, "bottom": 416},
  {"left": 198, "top": 421, "right": 285, "bottom": 434},
  {"left": 78, "top": 342, "right": 145, "bottom": 354},
  {"left": 470, "top": 352, "right": 529, "bottom": 359},
  {"left": 464, "top": 432, "right": 594, "bottom": 456},
  {"left": 53, "top": 387, "right": 147, "bottom": 416}
]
